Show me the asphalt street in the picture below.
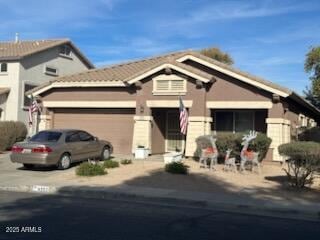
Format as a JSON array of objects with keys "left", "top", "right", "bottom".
[{"left": 0, "top": 191, "right": 319, "bottom": 240}]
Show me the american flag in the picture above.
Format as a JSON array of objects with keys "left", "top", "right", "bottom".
[
  {"left": 179, "top": 96, "right": 188, "bottom": 135},
  {"left": 28, "top": 100, "right": 40, "bottom": 126}
]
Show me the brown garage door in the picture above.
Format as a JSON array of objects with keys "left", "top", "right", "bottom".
[{"left": 53, "top": 109, "right": 134, "bottom": 154}]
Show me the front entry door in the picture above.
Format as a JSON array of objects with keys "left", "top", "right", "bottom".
[{"left": 166, "top": 111, "right": 184, "bottom": 152}]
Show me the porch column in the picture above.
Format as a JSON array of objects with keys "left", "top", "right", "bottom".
[
  {"left": 38, "top": 114, "right": 52, "bottom": 131},
  {"left": 185, "top": 117, "right": 212, "bottom": 157},
  {"left": 266, "top": 118, "right": 291, "bottom": 161},
  {"left": 132, "top": 116, "right": 153, "bottom": 153}
]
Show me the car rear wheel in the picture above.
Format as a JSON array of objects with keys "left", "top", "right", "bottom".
[
  {"left": 101, "top": 147, "right": 110, "bottom": 160},
  {"left": 23, "top": 164, "right": 34, "bottom": 169},
  {"left": 58, "top": 153, "right": 71, "bottom": 170}
]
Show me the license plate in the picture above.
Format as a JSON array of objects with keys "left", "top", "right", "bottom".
[{"left": 22, "top": 149, "right": 32, "bottom": 153}]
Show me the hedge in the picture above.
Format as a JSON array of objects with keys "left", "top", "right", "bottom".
[
  {"left": 0, "top": 121, "right": 28, "bottom": 151},
  {"left": 278, "top": 141, "right": 320, "bottom": 188},
  {"left": 195, "top": 132, "right": 272, "bottom": 162},
  {"left": 298, "top": 127, "right": 320, "bottom": 143}
]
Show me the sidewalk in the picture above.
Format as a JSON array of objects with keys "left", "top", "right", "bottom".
[{"left": 0, "top": 153, "right": 319, "bottom": 221}]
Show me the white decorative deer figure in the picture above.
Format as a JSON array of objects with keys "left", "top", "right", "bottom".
[
  {"left": 240, "top": 131, "right": 260, "bottom": 173},
  {"left": 199, "top": 135, "right": 219, "bottom": 171},
  {"left": 223, "top": 149, "right": 237, "bottom": 172}
]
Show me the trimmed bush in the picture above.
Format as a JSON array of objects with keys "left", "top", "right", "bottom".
[
  {"left": 298, "top": 127, "right": 320, "bottom": 143},
  {"left": 279, "top": 141, "right": 320, "bottom": 188},
  {"left": 0, "top": 121, "right": 28, "bottom": 151},
  {"left": 76, "top": 162, "right": 106, "bottom": 176},
  {"left": 103, "top": 160, "right": 120, "bottom": 168},
  {"left": 165, "top": 162, "right": 188, "bottom": 174},
  {"left": 195, "top": 132, "right": 271, "bottom": 162},
  {"left": 120, "top": 159, "right": 132, "bottom": 165}
]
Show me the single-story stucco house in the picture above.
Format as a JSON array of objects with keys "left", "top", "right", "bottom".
[{"left": 28, "top": 50, "right": 320, "bottom": 161}]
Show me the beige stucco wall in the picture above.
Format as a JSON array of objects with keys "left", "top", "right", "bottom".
[
  {"left": 132, "top": 116, "right": 153, "bottom": 153},
  {"left": 185, "top": 117, "right": 212, "bottom": 156},
  {"left": 266, "top": 118, "right": 291, "bottom": 161}
]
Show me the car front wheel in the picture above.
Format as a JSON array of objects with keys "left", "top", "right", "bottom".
[
  {"left": 101, "top": 147, "right": 110, "bottom": 160},
  {"left": 58, "top": 153, "right": 71, "bottom": 170}
]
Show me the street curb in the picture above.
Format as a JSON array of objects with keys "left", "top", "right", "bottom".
[{"left": 0, "top": 185, "right": 319, "bottom": 222}]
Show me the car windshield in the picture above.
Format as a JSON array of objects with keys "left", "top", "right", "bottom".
[{"left": 30, "top": 131, "right": 62, "bottom": 142}]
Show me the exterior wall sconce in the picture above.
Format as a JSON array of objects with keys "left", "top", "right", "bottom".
[
  {"left": 139, "top": 104, "right": 144, "bottom": 114},
  {"left": 272, "top": 94, "right": 280, "bottom": 103}
]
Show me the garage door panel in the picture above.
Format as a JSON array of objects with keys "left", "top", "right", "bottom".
[{"left": 53, "top": 109, "right": 134, "bottom": 154}]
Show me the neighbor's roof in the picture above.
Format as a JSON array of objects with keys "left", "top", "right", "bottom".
[
  {"left": 28, "top": 50, "right": 320, "bottom": 115},
  {"left": 0, "top": 87, "right": 10, "bottom": 95},
  {"left": 0, "top": 39, "right": 94, "bottom": 68}
]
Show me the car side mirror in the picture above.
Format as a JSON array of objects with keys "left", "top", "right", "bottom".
[{"left": 94, "top": 137, "right": 98, "bottom": 141}]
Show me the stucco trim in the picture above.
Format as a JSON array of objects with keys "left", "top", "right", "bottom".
[
  {"left": 42, "top": 101, "right": 136, "bottom": 108},
  {"left": 188, "top": 116, "right": 213, "bottom": 122},
  {"left": 266, "top": 118, "right": 291, "bottom": 125},
  {"left": 134, "top": 116, "right": 154, "bottom": 121},
  {"left": 206, "top": 101, "right": 273, "bottom": 109},
  {"left": 127, "top": 63, "right": 211, "bottom": 85},
  {"left": 146, "top": 100, "right": 193, "bottom": 108},
  {"left": 30, "top": 81, "right": 126, "bottom": 97},
  {"left": 177, "top": 55, "right": 289, "bottom": 98}
]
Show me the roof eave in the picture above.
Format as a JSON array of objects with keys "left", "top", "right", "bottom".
[
  {"left": 0, "top": 56, "right": 21, "bottom": 61},
  {"left": 67, "top": 41, "right": 95, "bottom": 69},
  {"left": 289, "top": 92, "right": 320, "bottom": 116}
]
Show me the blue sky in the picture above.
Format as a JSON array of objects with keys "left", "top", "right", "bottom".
[{"left": 1, "top": 0, "right": 320, "bottom": 94}]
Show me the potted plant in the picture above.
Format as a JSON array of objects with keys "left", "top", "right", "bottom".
[{"left": 134, "top": 145, "right": 150, "bottom": 159}]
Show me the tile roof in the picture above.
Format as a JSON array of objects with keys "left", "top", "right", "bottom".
[
  {"left": 53, "top": 51, "right": 187, "bottom": 83},
  {"left": 31, "top": 50, "right": 291, "bottom": 94},
  {"left": 0, "top": 39, "right": 69, "bottom": 60},
  {"left": 0, "top": 39, "right": 94, "bottom": 68},
  {"left": 27, "top": 49, "right": 319, "bottom": 114}
]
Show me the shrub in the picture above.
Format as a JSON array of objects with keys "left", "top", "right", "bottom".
[
  {"left": 103, "top": 160, "right": 120, "bottom": 168},
  {"left": 279, "top": 141, "right": 320, "bottom": 188},
  {"left": 120, "top": 159, "right": 132, "bottom": 165},
  {"left": 249, "top": 133, "right": 272, "bottom": 162},
  {"left": 298, "top": 127, "right": 320, "bottom": 143},
  {"left": 195, "top": 132, "right": 271, "bottom": 162},
  {"left": 15, "top": 122, "right": 28, "bottom": 142},
  {"left": 0, "top": 121, "right": 28, "bottom": 151},
  {"left": 76, "top": 162, "right": 106, "bottom": 176},
  {"left": 165, "top": 162, "right": 188, "bottom": 174}
]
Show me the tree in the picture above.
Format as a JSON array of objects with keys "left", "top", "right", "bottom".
[
  {"left": 303, "top": 87, "right": 320, "bottom": 109},
  {"left": 304, "top": 46, "right": 320, "bottom": 107},
  {"left": 200, "top": 47, "right": 234, "bottom": 65}
]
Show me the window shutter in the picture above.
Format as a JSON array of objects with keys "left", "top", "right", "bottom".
[
  {"left": 156, "top": 80, "right": 169, "bottom": 91},
  {"left": 171, "top": 80, "right": 184, "bottom": 91}
]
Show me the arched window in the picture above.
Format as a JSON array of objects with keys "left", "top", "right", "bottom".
[{"left": 0, "top": 63, "right": 7, "bottom": 72}]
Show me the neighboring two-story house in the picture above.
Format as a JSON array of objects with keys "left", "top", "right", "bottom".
[{"left": 0, "top": 38, "right": 94, "bottom": 127}]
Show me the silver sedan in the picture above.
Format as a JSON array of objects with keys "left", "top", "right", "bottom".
[{"left": 10, "top": 129, "right": 113, "bottom": 170}]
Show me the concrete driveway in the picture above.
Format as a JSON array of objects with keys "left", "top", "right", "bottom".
[{"left": 0, "top": 152, "right": 75, "bottom": 187}]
